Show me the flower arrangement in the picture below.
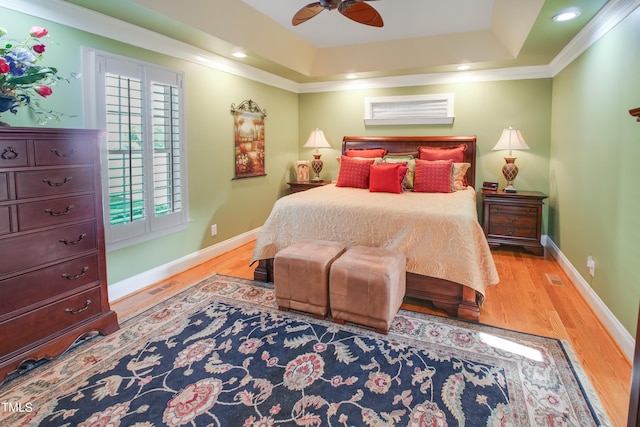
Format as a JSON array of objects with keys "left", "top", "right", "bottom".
[{"left": 0, "top": 25, "right": 71, "bottom": 124}]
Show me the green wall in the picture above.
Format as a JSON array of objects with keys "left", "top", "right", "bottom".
[
  {"left": 298, "top": 80, "right": 553, "bottom": 220},
  {"left": 1, "top": 9, "right": 299, "bottom": 284},
  {"left": 550, "top": 7, "right": 640, "bottom": 334}
]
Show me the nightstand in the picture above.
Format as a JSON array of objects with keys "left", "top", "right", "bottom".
[
  {"left": 287, "top": 181, "right": 332, "bottom": 193},
  {"left": 482, "top": 189, "right": 548, "bottom": 256}
]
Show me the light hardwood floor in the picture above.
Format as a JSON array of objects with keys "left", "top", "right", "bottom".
[{"left": 111, "top": 241, "right": 632, "bottom": 426}]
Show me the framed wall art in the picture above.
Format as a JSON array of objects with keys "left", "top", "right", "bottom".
[{"left": 231, "top": 99, "right": 267, "bottom": 179}]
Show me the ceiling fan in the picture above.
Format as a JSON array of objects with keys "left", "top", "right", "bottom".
[{"left": 292, "top": 0, "right": 384, "bottom": 27}]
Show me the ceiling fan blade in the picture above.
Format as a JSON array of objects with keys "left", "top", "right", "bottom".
[
  {"left": 292, "top": 3, "right": 325, "bottom": 26},
  {"left": 339, "top": 1, "right": 384, "bottom": 27}
]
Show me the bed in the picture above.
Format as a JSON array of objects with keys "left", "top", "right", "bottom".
[{"left": 251, "top": 136, "right": 499, "bottom": 321}]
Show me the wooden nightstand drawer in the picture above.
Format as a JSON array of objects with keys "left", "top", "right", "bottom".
[
  {"left": 489, "top": 204, "right": 537, "bottom": 217},
  {"left": 287, "top": 181, "right": 332, "bottom": 193},
  {"left": 488, "top": 223, "right": 537, "bottom": 239},
  {"left": 489, "top": 211, "right": 538, "bottom": 228},
  {"left": 482, "top": 190, "right": 547, "bottom": 256}
]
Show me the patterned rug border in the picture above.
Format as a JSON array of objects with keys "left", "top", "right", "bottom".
[{"left": 0, "top": 274, "right": 612, "bottom": 426}]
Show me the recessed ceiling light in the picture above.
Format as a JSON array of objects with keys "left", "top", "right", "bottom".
[
  {"left": 231, "top": 52, "right": 247, "bottom": 58},
  {"left": 346, "top": 74, "right": 357, "bottom": 79},
  {"left": 553, "top": 7, "right": 581, "bottom": 22},
  {"left": 457, "top": 64, "right": 471, "bottom": 71}
]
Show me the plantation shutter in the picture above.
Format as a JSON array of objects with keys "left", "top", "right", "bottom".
[
  {"left": 103, "top": 58, "right": 147, "bottom": 242},
  {"left": 148, "top": 68, "right": 184, "bottom": 231},
  {"left": 96, "top": 54, "right": 187, "bottom": 248}
]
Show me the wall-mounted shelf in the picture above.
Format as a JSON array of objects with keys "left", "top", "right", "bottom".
[{"left": 630, "top": 107, "right": 640, "bottom": 122}]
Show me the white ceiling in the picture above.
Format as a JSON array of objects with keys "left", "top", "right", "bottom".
[{"left": 242, "top": 0, "right": 495, "bottom": 49}]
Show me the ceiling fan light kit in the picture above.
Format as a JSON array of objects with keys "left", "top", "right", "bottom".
[{"left": 293, "top": 0, "right": 384, "bottom": 27}]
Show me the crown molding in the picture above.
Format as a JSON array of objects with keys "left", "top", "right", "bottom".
[
  {"left": 0, "top": 0, "right": 300, "bottom": 93},
  {"left": 549, "top": 0, "right": 640, "bottom": 76},
  {"left": 297, "top": 66, "right": 553, "bottom": 94},
  {"left": 1, "top": 0, "right": 636, "bottom": 94}
]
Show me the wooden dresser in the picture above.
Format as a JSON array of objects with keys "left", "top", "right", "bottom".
[
  {"left": 0, "top": 127, "right": 119, "bottom": 383},
  {"left": 482, "top": 189, "right": 548, "bottom": 256}
]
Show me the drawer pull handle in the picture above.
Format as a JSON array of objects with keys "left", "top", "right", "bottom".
[
  {"left": 62, "top": 266, "right": 90, "bottom": 280},
  {"left": 1, "top": 147, "right": 19, "bottom": 160},
  {"left": 45, "top": 205, "right": 75, "bottom": 216},
  {"left": 59, "top": 233, "right": 87, "bottom": 245},
  {"left": 43, "top": 177, "right": 72, "bottom": 187},
  {"left": 51, "top": 148, "right": 76, "bottom": 158},
  {"left": 65, "top": 299, "right": 92, "bottom": 315},
  {"left": 508, "top": 217, "right": 519, "bottom": 223}
]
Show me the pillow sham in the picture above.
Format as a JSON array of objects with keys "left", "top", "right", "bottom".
[
  {"left": 345, "top": 148, "right": 388, "bottom": 158},
  {"left": 369, "top": 163, "right": 408, "bottom": 194},
  {"left": 383, "top": 154, "right": 415, "bottom": 189},
  {"left": 417, "top": 144, "right": 467, "bottom": 163},
  {"left": 336, "top": 156, "right": 376, "bottom": 188},
  {"left": 414, "top": 159, "right": 453, "bottom": 193},
  {"left": 451, "top": 162, "right": 471, "bottom": 191}
]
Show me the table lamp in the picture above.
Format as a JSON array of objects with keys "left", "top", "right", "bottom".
[
  {"left": 492, "top": 126, "right": 530, "bottom": 193},
  {"left": 303, "top": 128, "right": 331, "bottom": 182}
]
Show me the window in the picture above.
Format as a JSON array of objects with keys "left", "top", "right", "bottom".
[
  {"left": 364, "top": 94, "right": 455, "bottom": 125},
  {"left": 84, "top": 49, "right": 188, "bottom": 250}
]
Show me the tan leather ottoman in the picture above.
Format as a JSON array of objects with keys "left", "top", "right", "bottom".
[
  {"left": 274, "top": 240, "right": 346, "bottom": 319},
  {"left": 329, "top": 246, "right": 406, "bottom": 334}
]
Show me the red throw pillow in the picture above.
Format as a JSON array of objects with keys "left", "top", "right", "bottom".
[
  {"left": 417, "top": 145, "right": 466, "bottom": 163},
  {"left": 414, "top": 159, "right": 453, "bottom": 193},
  {"left": 369, "top": 163, "right": 405, "bottom": 193},
  {"left": 336, "top": 156, "right": 375, "bottom": 188},
  {"left": 345, "top": 148, "right": 388, "bottom": 158}
]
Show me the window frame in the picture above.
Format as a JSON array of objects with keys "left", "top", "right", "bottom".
[{"left": 82, "top": 47, "right": 189, "bottom": 251}]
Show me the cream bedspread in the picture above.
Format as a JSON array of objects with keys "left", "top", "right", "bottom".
[{"left": 250, "top": 184, "right": 499, "bottom": 297}]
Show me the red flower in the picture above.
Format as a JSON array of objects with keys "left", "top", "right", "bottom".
[
  {"left": 29, "top": 26, "right": 48, "bottom": 38},
  {"left": 33, "top": 44, "right": 46, "bottom": 54},
  {"left": 35, "top": 85, "right": 53, "bottom": 97},
  {"left": 0, "top": 58, "right": 9, "bottom": 74}
]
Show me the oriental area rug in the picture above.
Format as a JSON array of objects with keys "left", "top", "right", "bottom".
[{"left": 0, "top": 275, "right": 611, "bottom": 426}]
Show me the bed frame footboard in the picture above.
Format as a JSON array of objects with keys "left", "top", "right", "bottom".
[{"left": 254, "top": 260, "right": 480, "bottom": 322}]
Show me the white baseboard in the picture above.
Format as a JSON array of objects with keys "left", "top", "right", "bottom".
[
  {"left": 544, "top": 236, "right": 635, "bottom": 361},
  {"left": 107, "top": 227, "right": 261, "bottom": 303}
]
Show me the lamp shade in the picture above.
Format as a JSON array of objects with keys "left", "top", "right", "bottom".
[
  {"left": 303, "top": 128, "right": 331, "bottom": 151},
  {"left": 492, "top": 126, "right": 529, "bottom": 156}
]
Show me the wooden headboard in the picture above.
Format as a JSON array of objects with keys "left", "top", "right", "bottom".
[{"left": 342, "top": 135, "right": 477, "bottom": 189}]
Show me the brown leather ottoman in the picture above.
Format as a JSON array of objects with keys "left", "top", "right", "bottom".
[
  {"left": 329, "top": 246, "right": 406, "bottom": 334},
  {"left": 274, "top": 240, "right": 346, "bottom": 319}
]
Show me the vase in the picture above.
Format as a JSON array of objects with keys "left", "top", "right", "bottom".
[{"left": 0, "top": 94, "right": 17, "bottom": 127}]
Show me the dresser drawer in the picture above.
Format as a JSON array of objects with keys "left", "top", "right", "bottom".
[
  {"left": 0, "top": 173, "right": 8, "bottom": 201},
  {"left": 0, "top": 139, "right": 29, "bottom": 168},
  {"left": 0, "top": 206, "right": 10, "bottom": 235},
  {"left": 0, "top": 255, "right": 99, "bottom": 317},
  {"left": 17, "top": 194, "right": 95, "bottom": 231},
  {"left": 0, "top": 287, "right": 101, "bottom": 357},
  {"left": 15, "top": 166, "right": 94, "bottom": 199},
  {"left": 0, "top": 222, "right": 97, "bottom": 276},
  {"left": 34, "top": 137, "right": 94, "bottom": 166}
]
